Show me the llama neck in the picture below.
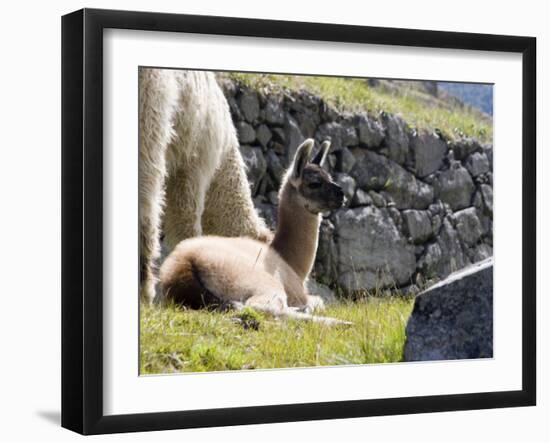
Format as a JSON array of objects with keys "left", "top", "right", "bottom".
[{"left": 271, "top": 183, "right": 321, "bottom": 282}]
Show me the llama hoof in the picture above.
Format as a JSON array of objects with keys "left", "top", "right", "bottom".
[{"left": 140, "top": 279, "right": 156, "bottom": 305}]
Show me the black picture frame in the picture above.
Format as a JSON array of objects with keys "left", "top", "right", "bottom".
[{"left": 61, "top": 8, "right": 537, "bottom": 435}]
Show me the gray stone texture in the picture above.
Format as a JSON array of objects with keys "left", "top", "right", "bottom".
[
  {"left": 433, "top": 163, "right": 475, "bottom": 211},
  {"left": 223, "top": 80, "right": 493, "bottom": 294},
  {"left": 404, "top": 258, "right": 493, "bottom": 361},
  {"left": 333, "top": 207, "right": 416, "bottom": 291},
  {"left": 380, "top": 113, "right": 410, "bottom": 165},
  {"left": 410, "top": 131, "right": 447, "bottom": 178}
]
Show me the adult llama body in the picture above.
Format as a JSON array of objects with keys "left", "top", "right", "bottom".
[{"left": 139, "top": 68, "right": 270, "bottom": 303}]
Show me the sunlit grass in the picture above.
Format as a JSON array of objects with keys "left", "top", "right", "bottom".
[
  {"left": 140, "top": 295, "right": 414, "bottom": 374},
  {"left": 224, "top": 73, "right": 492, "bottom": 143}
]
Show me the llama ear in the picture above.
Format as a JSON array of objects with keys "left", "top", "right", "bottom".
[
  {"left": 291, "top": 139, "right": 314, "bottom": 180},
  {"left": 311, "top": 140, "right": 331, "bottom": 166}
]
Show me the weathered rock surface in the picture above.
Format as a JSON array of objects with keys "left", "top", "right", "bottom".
[
  {"left": 404, "top": 258, "right": 493, "bottom": 361},
  {"left": 313, "top": 219, "right": 338, "bottom": 284},
  {"left": 451, "top": 137, "right": 482, "bottom": 161},
  {"left": 434, "top": 218, "right": 470, "bottom": 278},
  {"left": 264, "top": 97, "right": 285, "bottom": 125},
  {"left": 356, "top": 115, "right": 385, "bottom": 148},
  {"left": 464, "top": 152, "right": 490, "bottom": 177},
  {"left": 480, "top": 184, "right": 493, "bottom": 215},
  {"left": 239, "top": 90, "right": 260, "bottom": 123},
  {"left": 223, "top": 80, "right": 493, "bottom": 293},
  {"left": 410, "top": 131, "right": 447, "bottom": 177},
  {"left": 433, "top": 163, "right": 475, "bottom": 211},
  {"left": 315, "top": 121, "right": 356, "bottom": 152},
  {"left": 284, "top": 115, "right": 305, "bottom": 162},
  {"left": 402, "top": 210, "right": 433, "bottom": 244},
  {"left": 336, "top": 147, "right": 356, "bottom": 174},
  {"left": 351, "top": 189, "right": 372, "bottom": 207},
  {"left": 380, "top": 113, "right": 410, "bottom": 165},
  {"left": 451, "top": 207, "right": 483, "bottom": 247},
  {"left": 239, "top": 145, "right": 266, "bottom": 194},
  {"left": 333, "top": 207, "right": 416, "bottom": 291},
  {"left": 256, "top": 124, "right": 272, "bottom": 148},
  {"left": 351, "top": 150, "right": 434, "bottom": 210},
  {"left": 236, "top": 121, "right": 256, "bottom": 144}
]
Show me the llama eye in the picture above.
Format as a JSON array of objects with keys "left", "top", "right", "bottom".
[{"left": 308, "top": 182, "right": 322, "bottom": 189}]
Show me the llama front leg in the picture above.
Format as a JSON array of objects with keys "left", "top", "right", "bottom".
[
  {"left": 163, "top": 169, "right": 210, "bottom": 251},
  {"left": 244, "top": 293, "right": 351, "bottom": 326},
  {"left": 140, "top": 158, "right": 170, "bottom": 304},
  {"left": 139, "top": 68, "right": 178, "bottom": 304}
]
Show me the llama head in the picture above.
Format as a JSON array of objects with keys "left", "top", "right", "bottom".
[{"left": 286, "top": 139, "right": 344, "bottom": 214}]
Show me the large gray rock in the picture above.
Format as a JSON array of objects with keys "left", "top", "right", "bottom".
[
  {"left": 239, "top": 145, "right": 267, "bottom": 194},
  {"left": 416, "top": 242, "right": 443, "bottom": 279},
  {"left": 236, "top": 121, "right": 256, "bottom": 144},
  {"left": 256, "top": 124, "right": 272, "bottom": 148},
  {"left": 313, "top": 219, "right": 338, "bottom": 285},
  {"left": 468, "top": 243, "right": 493, "bottom": 263},
  {"left": 315, "top": 122, "right": 354, "bottom": 152},
  {"left": 284, "top": 114, "right": 305, "bottom": 162},
  {"left": 264, "top": 97, "right": 285, "bottom": 125},
  {"left": 451, "top": 137, "right": 482, "bottom": 161},
  {"left": 451, "top": 207, "right": 483, "bottom": 247},
  {"left": 351, "top": 150, "right": 434, "bottom": 210},
  {"left": 356, "top": 115, "right": 385, "bottom": 148},
  {"left": 369, "top": 191, "right": 386, "bottom": 208},
  {"left": 333, "top": 206, "right": 415, "bottom": 291},
  {"left": 433, "top": 163, "right": 475, "bottom": 211},
  {"left": 341, "top": 117, "right": 359, "bottom": 146},
  {"left": 351, "top": 189, "right": 373, "bottom": 207},
  {"left": 416, "top": 181, "right": 435, "bottom": 210},
  {"left": 410, "top": 131, "right": 447, "bottom": 178},
  {"left": 380, "top": 113, "right": 410, "bottom": 165},
  {"left": 265, "top": 150, "right": 285, "bottom": 185},
  {"left": 239, "top": 91, "right": 260, "bottom": 123},
  {"left": 464, "top": 152, "right": 490, "bottom": 177},
  {"left": 336, "top": 147, "right": 356, "bottom": 174},
  {"left": 435, "top": 218, "right": 470, "bottom": 278},
  {"left": 289, "top": 93, "right": 321, "bottom": 137},
  {"left": 402, "top": 210, "right": 432, "bottom": 244},
  {"left": 404, "top": 258, "right": 493, "bottom": 361},
  {"left": 480, "top": 184, "right": 493, "bottom": 215},
  {"left": 226, "top": 95, "right": 243, "bottom": 121}
]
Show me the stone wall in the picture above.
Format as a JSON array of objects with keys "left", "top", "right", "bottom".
[{"left": 221, "top": 80, "right": 494, "bottom": 295}]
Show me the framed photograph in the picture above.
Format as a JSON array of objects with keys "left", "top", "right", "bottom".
[{"left": 61, "top": 8, "right": 536, "bottom": 435}]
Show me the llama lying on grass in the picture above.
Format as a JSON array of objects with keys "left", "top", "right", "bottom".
[
  {"left": 139, "top": 68, "right": 270, "bottom": 304},
  {"left": 159, "top": 139, "right": 350, "bottom": 325}
]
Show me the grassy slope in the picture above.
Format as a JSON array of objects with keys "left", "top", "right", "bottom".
[
  {"left": 226, "top": 73, "right": 492, "bottom": 143},
  {"left": 141, "top": 297, "right": 414, "bottom": 374}
]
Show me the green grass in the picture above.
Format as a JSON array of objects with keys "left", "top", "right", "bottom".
[
  {"left": 225, "top": 73, "right": 492, "bottom": 143},
  {"left": 140, "top": 296, "right": 414, "bottom": 374}
]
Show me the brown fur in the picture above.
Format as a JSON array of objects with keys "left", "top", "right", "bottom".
[{"left": 159, "top": 139, "right": 347, "bottom": 324}]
